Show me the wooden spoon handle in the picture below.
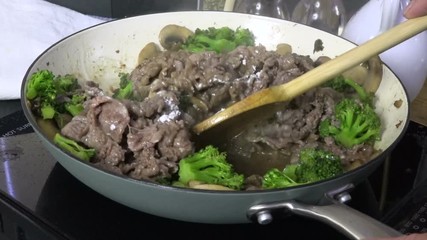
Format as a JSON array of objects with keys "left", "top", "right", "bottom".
[{"left": 193, "top": 15, "right": 427, "bottom": 134}]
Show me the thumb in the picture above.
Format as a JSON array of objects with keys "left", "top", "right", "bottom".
[
  {"left": 366, "top": 233, "right": 427, "bottom": 240},
  {"left": 404, "top": 0, "right": 427, "bottom": 19}
]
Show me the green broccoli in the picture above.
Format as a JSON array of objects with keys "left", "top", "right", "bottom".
[
  {"left": 53, "top": 133, "right": 95, "bottom": 161},
  {"left": 324, "top": 75, "right": 373, "bottom": 104},
  {"left": 177, "top": 145, "right": 244, "bottom": 190},
  {"left": 319, "top": 98, "right": 381, "bottom": 148},
  {"left": 295, "top": 148, "right": 343, "bottom": 183},
  {"left": 64, "top": 94, "right": 86, "bottom": 117},
  {"left": 55, "top": 74, "right": 79, "bottom": 93},
  {"left": 26, "top": 70, "right": 57, "bottom": 119},
  {"left": 262, "top": 168, "right": 300, "bottom": 189},
  {"left": 262, "top": 148, "right": 343, "bottom": 189},
  {"left": 112, "top": 73, "right": 133, "bottom": 100},
  {"left": 321, "top": 76, "right": 381, "bottom": 148},
  {"left": 323, "top": 75, "right": 351, "bottom": 92},
  {"left": 55, "top": 74, "right": 86, "bottom": 117},
  {"left": 181, "top": 26, "right": 255, "bottom": 53},
  {"left": 26, "top": 70, "right": 86, "bottom": 120},
  {"left": 233, "top": 27, "right": 256, "bottom": 46}
]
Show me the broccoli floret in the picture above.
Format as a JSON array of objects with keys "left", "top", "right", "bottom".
[
  {"left": 319, "top": 98, "right": 381, "bottom": 148},
  {"left": 262, "top": 168, "right": 300, "bottom": 189},
  {"left": 55, "top": 74, "right": 85, "bottom": 117},
  {"left": 320, "top": 76, "right": 381, "bottom": 148},
  {"left": 324, "top": 75, "right": 373, "bottom": 104},
  {"left": 262, "top": 148, "right": 343, "bottom": 189},
  {"left": 53, "top": 133, "right": 95, "bottom": 161},
  {"left": 283, "top": 164, "right": 299, "bottom": 182},
  {"left": 112, "top": 73, "right": 133, "bottom": 100},
  {"left": 341, "top": 77, "right": 372, "bottom": 104},
  {"left": 323, "top": 75, "right": 351, "bottom": 92},
  {"left": 26, "top": 70, "right": 85, "bottom": 120},
  {"left": 234, "top": 27, "right": 256, "bottom": 46},
  {"left": 55, "top": 74, "right": 79, "bottom": 93},
  {"left": 26, "top": 70, "right": 57, "bottom": 119},
  {"left": 26, "top": 70, "right": 55, "bottom": 100},
  {"left": 65, "top": 94, "right": 86, "bottom": 117},
  {"left": 181, "top": 26, "right": 255, "bottom": 53},
  {"left": 295, "top": 148, "right": 343, "bottom": 183},
  {"left": 177, "top": 145, "right": 244, "bottom": 190}
]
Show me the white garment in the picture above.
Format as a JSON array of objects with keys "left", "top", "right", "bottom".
[{"left": 0, "top": 0, "right": 107, "bottom": 99}]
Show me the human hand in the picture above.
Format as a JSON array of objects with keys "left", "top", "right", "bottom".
[
  {"left": 404, "top": 0, "right": 427, "bottom": 18},
  {"left": 367, "top": 233, "right": 427, "bottom": 240}
]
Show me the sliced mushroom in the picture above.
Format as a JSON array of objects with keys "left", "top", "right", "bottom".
[
  {"left": 363, "top": 56, "right": 383, "bottom": 94},
  {"left": 190, "top": 96, "right": 209, "bottom": 112},
  {"left": 191, "top": 184, "right": 234, "bottom": 191},
  {"left": 314, "top": 56, "right": 331, "bottom": 66},
  {"left": 158, "top": 24, "right": 194, "bottom": 51},
  {"left": 316, "top": 56, "right": 367, "bottom": 83},
  {"left": 343, "top": 56, "right": 383, "bottom": 93},
  {"left": 188, "top": 181, "right": 234, "bottom": 191},
  {"left": 315, "top": 55, "right": 383, "bottom": 94},
  {"left": 188, "top": 180, "right": 204, "bottom": 188},
  {"left": 276, "top": 43, "right": 292, "bottom": 55},
  {"left": 37, "top": 118, "right": 59, "bottom": 140},
  {"left": 342, "top": 64, "right": 369, "bottom": 85},
  {"left": 138, "top": 42, "right": 160, "bottom": 65}
]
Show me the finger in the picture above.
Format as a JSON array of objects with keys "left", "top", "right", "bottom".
[
  {"left": 366, "top": 233, "right": 427, "bottom": 240},
  {"left": 404, "top": 0, "right": 427, "bottom": 18}
]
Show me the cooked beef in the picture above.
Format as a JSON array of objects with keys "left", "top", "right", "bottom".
[
  {"left": 60, "top": 45, "right": 375, "bottom": 186},
  {"left": 60, "top": 115, "right": 89, "bottom": 141},
  {"left": 130, "top": 45, "right": 315, "bottom": 115},
  {"left": 62, "top": 90, "right": 193, "bottom": 180},
  {"left": 61, "top": 96, "right": 128, "bottom": 167},
  {"left": 125, "top": 120, "right": 192, "bottom": 179},
  {"left": 244, "top": 88, "right": 342, "bottom": 150}
]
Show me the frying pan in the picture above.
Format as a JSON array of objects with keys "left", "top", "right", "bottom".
[{"left": 20, "top": 11, "right": 409, "bottom": 239}]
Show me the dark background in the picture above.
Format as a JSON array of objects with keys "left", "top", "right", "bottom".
[{"left": 45, "top": 0, "right": 368, "bottom": 19}]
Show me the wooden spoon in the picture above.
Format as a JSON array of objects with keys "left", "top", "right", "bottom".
[{"left": 193, "top": 15, "right": 427, "bottom": 134}]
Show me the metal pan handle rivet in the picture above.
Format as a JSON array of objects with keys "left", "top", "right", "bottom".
[
  {"left": 335, "top": 193, "right": 352, "bottom": 203},
  {"left": 256, "top": 211, "right": 273, "bottom": 225}
]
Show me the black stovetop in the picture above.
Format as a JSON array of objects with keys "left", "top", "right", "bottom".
[{"left": 0, "top": 110, "right": 426, "bottom": 240}]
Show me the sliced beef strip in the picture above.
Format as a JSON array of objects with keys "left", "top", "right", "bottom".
[
  {"left": 125, "top": 120, "right": 193, "bottom": 179},
  {"left": 82, "top": 125, "right": 125, "bottom": 166},
  {"left": 61, "top": 96, "right": 129, "bottom": 167},
  {"left": 126, "top": 148, "right": 163, "bottom": 180},
  {"left": 97, "top": 97, "right": 130, "bottom": 143},
  {"left": 244, "top": 87, "right": 341, "bottom": 150},
  {"left": 155, "top": 120, "right": 193, "bottom": 162},
  {"left": 84, "top": 81, "right": 105, "bottom": 98},
  {"left": 60, "top": 115, "right": 89, "bottom": 141}
]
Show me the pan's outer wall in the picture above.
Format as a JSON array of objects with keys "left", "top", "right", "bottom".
[
  {"left": 39, "top": 133, "right": 386, "bottom": 223},
  {"left": 21, "top": 12, "right": 409, "bottom": 223}
]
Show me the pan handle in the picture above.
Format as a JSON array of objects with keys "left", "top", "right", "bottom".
[{"left": 248, "top": 199, "right": 403, "bottom": 240}]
